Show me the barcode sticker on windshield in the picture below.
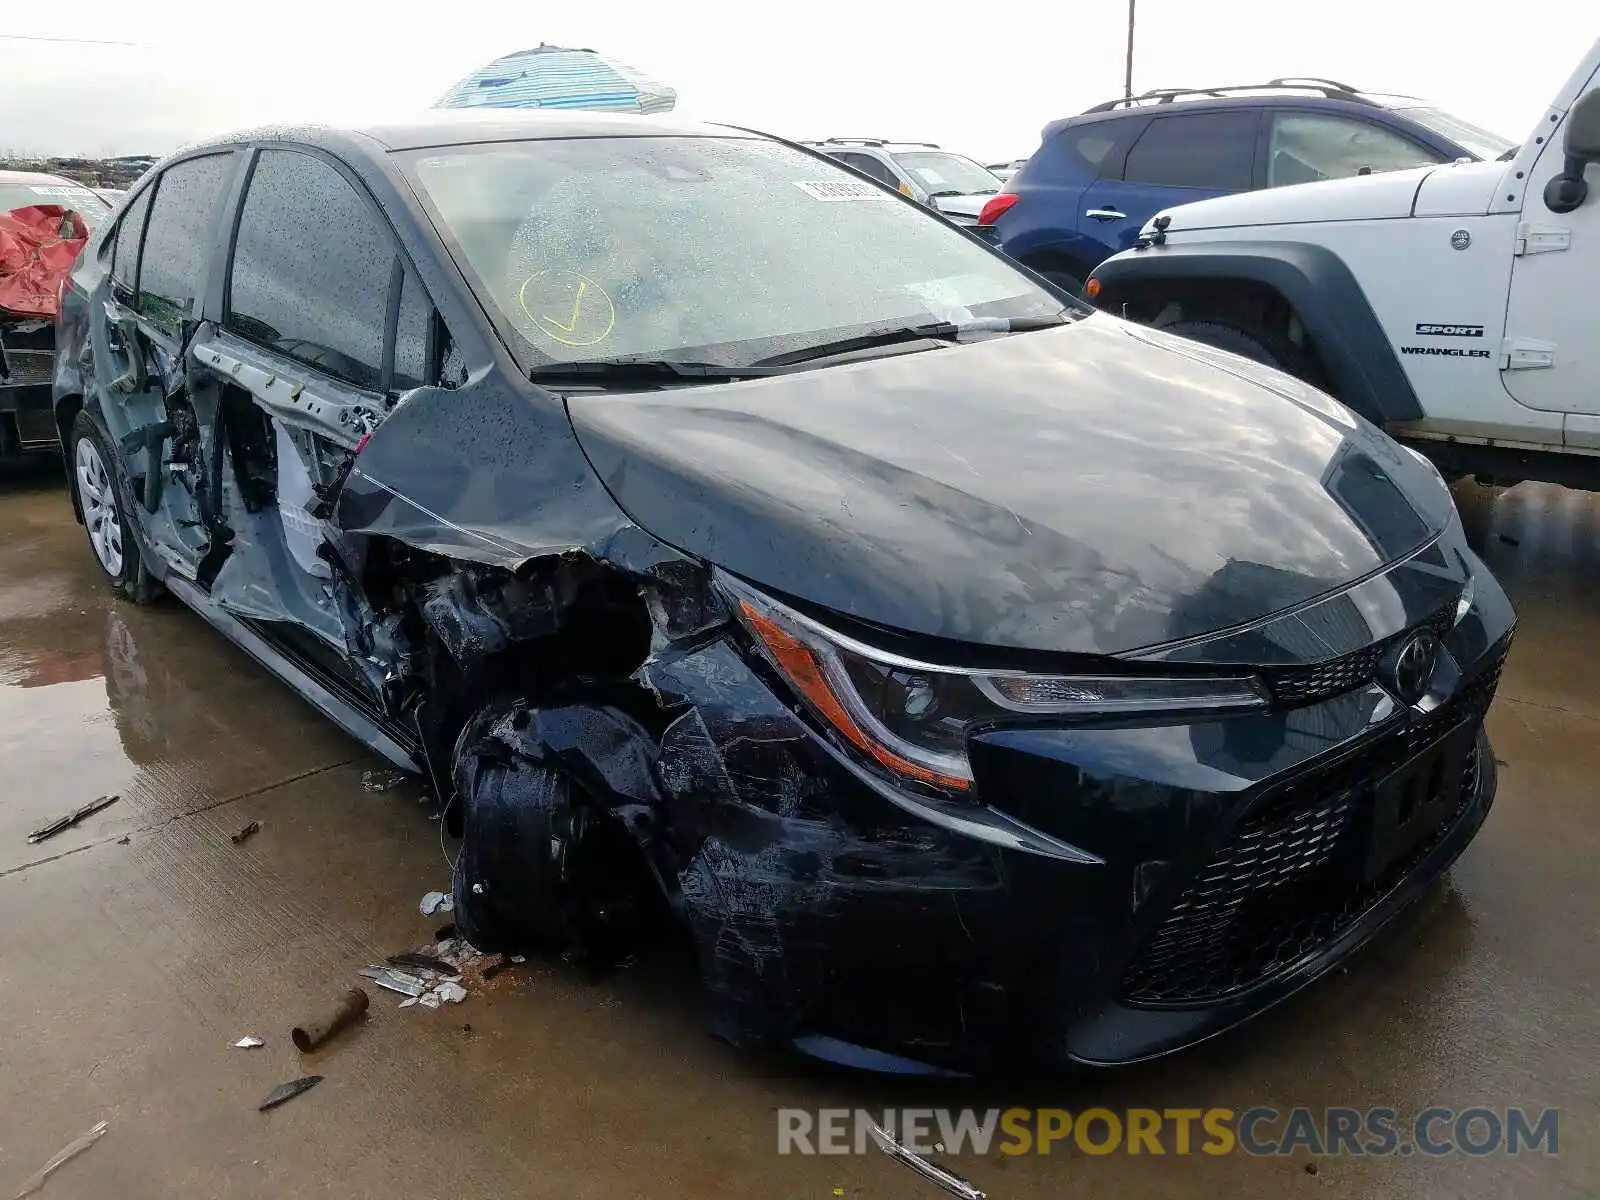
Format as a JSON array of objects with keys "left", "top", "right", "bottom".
[
  {"left": 29, "top": 186, "right": 95, "bottom": 197},
  {"left": 792, "top": 179, "right": 885, "bottom": 201}
]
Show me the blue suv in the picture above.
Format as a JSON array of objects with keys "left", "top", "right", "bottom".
[{"left": 977, "top": 79, "right": 1514, "bottom": 293}]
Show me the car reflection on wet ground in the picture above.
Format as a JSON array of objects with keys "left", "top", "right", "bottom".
[{"left": 0, "top": 465, "right": 1596, "bottom": 1199}]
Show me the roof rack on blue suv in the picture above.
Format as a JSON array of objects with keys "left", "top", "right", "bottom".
[
  {"left": 1083, "top": 78, "right": 1380, "bottom": 112},
  {"left": 977, "top": 82, "right": 1513, "bottom": 295}
]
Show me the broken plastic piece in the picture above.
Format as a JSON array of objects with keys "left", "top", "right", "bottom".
[
  {"left": 416, "top": 991, "right": 442, "bottom": 1009},
  {"left": 867, "top": 1123, "right": 987, "bottom": 1200},
  {"left": 230, "top": 820, "right": 261, "bottom": 845},
  {"left": 434, "top": 981, "right": 467, "bottom": 1004},
  {"left": 27, "top": 795, "right": 119, "bottom": 844},
  {"left": 386, "top": 952, "right": 457, "bottom": 975},
  {"left": 358, "top": 966, "right": 427, "bottom": 998},
  {"left": 419, "top": 891, "right": 454, "bottom": 916},
  {"left": 291, "top": 988, "right": 370, "bottom": 1051},
  {"left": 398, "top": 997, "right": 418, "bottom": 1009},
  {"left": 11, "top": 1119, "right": 108, "bottom": 1198},
  {"left": 233, "top": 1036, "right": 265, "bottom": 1049},
  {"left": 258, "top": 1076, "right": 322, "bottom": 1112}
]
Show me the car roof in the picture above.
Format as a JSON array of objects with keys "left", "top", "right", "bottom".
[
  {"left": 1049, "top": 91, "right": 1429, "bottom": 139},
  {"left": 804, "top": 139, "right": 946, "bottom": 153},
  {"left": 181, "top": 110, "right": 745, "bottom": 156},
  {"left": 0, "top": 168, "right": 86, "bottom": 187}
]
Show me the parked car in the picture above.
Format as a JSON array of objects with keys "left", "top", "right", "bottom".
[
  {"left": 55, "top": 111, "right": 1512, "bottom": 1075},
  {"left": 986, "top": 159, "right": 1028, "bottom": 183},
  {"left": 1, "top": 170, "right": 112, "bottom": 462},
  {"left": 803, "top": 138, "right": 1003, "bottom": 225},
  {"left": 978, "top": 79, "right": 1514, "bottom": 294},
  {"left": 1086, "top": 38, "right": 1600, "bottom": 495}
]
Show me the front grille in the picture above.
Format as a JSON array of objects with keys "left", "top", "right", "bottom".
[
  {"left": 0, "top": 349, "right": 54, "bottom": 388},
  {"left": 1120, "top": 649, "right": 1505, "bottom": 1008},
  {"left": 1261, "top": 605, "right": 1457, "bottom": 708}
]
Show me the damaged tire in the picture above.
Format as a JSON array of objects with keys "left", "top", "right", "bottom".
[
  {"left": 450, "top": 700, "right": 654, "bottom": 962},
  {"left": 70, "top": 411, "right": 159, "bottom": 603}
]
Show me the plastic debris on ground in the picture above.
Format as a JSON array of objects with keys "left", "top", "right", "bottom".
[
  {"left": 386, "top": 951, "right": 457, "bottom": 975},
  {"left": 867, "top": 1123, "right": 987, "bottom": 1200},
  {"left": 434, "top": 980, "right": 467, "bottom": 1004},
  {"left": 419, "top": 890, "right": 453, "bottom": 916},
  {"left": 361, "top": 769, "right": 408, "bottom": 793},
  {"left": 12, "top": 1119, "right": 107, "bottom": 1198},
  {"left": 26, "top": 794, "right": 119, "bottom": 844},
  {"left": 258, "top": 1076, "right": 322, "bottom": 1112},
  {"left": 358, "top": 965, "right": 429, "bottom": 998},
  {"left": 233, "top": 1036, "right": 265, "bottom": 1049},
  {"left": 230, "top": 820, "right": 261, "bottom": 845}
]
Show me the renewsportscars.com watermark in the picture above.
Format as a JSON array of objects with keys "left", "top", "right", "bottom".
[{"left": 778, "top": 1106, "right": 1559, "bottom": 1158}]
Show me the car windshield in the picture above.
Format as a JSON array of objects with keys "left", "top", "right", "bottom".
[
  {"left": 891, "top": 151, "right": 1003, "bottom": 196},
  {"left": 401, "top": 136, "right": 1063, "bottom": 369},
  {"left": 0, "top": 182, "right": 111, "bottom": 232},
  {"left": 1384, "top": 105, "right": 1516, "bottom": 161}
]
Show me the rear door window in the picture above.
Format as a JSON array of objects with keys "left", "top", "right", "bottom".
[
  {"left": 1267, "top": 112, "right": 1440, "bottom": 186},
  {"left": 1122, "top": 112, "right": 1260, "bottom": 190},
  {"left": 227, "top": 149, "right": 398, "bottom": 391},
  {"left": 135, "top": 153, "right": 235, "bottom": 336},
  {"left": 1064, "top": 123, "right": 1128, "bottom": 178},
  {"left": 109, "top": 186, "right": 154, "bottom": 298}
]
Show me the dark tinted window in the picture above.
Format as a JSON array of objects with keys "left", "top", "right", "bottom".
[
  {"left": 1062, "top": 123, "right": 1123, "bottom": 178},
  {"left": 391, "top": 268, "right": 433, "bottom": 390},
  {"left": 110, "top": 186, "right": 153, "bottom": 295},
  {"left": 830, "top": 151, "right": 897, "bottom": 187},
  {"left": 1123, "top": 112, "right": 1258, "bottom": 189},
  {"left": 228, "top": 149, "right": 396, "bottom": 390},
  {"left": 136, "top": 154, "right": 234, "bottom": 334}
]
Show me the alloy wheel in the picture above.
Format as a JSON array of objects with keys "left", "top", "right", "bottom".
[{"left": 75, "top": 436, "right": 125, "bottom": 577}]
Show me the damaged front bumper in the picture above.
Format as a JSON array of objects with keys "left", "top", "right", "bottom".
[{"left": 637, "top": 557, "right": 1515, "bottom": 1076}]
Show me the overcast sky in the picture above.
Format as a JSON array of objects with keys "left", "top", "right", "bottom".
[{"left": 3, "top": 2, "right": 1591, "bottom": 163}]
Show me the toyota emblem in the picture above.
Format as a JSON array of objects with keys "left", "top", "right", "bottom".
[{"left": 1388, "top": 630, "right": 1440, "bottom": 705}]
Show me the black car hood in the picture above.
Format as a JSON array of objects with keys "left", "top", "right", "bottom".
[{"left": 567, "top": 315, "right": 1454, "bottom": 657}]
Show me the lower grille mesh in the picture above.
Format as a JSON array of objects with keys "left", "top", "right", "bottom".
[{"left": 1120, "top": 652, "right": 1505, "bottom": 1008}]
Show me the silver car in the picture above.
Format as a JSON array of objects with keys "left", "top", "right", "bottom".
[{"left": 803, "top": 139, "right": 1003, "bottom": 225}]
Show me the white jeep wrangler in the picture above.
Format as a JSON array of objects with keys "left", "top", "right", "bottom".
[{"left": 1085, "top": 38, "right": 1600, "bottom": 491}]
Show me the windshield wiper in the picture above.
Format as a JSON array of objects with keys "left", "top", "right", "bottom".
[
  {"left": 750, "top": 315, "right": 1072, "bottom": 369},
  {"left": 528, "top": 358, "right": 789, "bottom": 388}
]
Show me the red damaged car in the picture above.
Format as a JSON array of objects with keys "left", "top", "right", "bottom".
[{"left": 0, "top": 169, "right": 111, "bottom": 463}]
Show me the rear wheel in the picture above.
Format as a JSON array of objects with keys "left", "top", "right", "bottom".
[
  {"left": 70, "top": 411, "right": 158, "bottom": 603},
  {"left": 1162, "top": 319, "right": 1300, "bottom": 374}
]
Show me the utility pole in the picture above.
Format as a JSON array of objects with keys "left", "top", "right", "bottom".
[{"left": 1123, "top": 0, "right": 1136, "bottom": 100}]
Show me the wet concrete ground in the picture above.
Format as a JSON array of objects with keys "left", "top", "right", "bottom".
[{"left": 0, "top": 464, "right": 1595, "bottom": 1199}]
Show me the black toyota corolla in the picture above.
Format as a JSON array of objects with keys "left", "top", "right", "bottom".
[{"left": 52, "top": 111, "right": 1514, "bottom": 1075}]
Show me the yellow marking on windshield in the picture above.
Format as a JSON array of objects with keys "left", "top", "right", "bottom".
[{"left": 517, "top": 270, "right": 616, "bottom": 348}]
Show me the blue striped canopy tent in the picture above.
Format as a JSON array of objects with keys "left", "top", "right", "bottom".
[{"left": 434, "top": 45, "right": 676, "bottom": 114}]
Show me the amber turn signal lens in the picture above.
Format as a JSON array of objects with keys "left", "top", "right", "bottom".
[{"left": 738, "top": 600, "right": 972, "bottom": 791}]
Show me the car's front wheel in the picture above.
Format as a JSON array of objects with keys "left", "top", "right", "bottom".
[{"left": 70, "top": 410, "right": 158, "bottom": 603}]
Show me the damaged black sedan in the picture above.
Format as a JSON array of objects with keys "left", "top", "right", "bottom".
[{"left": 54, "top": 112, "right": 1515, "bottom": 1075}]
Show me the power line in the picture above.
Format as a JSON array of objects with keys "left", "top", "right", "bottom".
[{"left": 0, "top": 33, "right": 142, "bottom": 47}]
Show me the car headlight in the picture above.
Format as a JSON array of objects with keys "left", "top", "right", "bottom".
[{"left": 721, "top": 576, "right": 1269, "bottom": 793}]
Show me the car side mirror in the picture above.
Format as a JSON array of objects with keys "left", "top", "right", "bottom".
[{"left": 1544, "top": 88, "right": 1600, "bottom": 213}]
